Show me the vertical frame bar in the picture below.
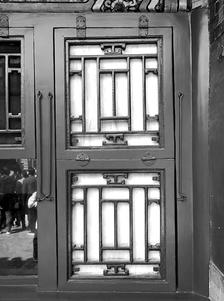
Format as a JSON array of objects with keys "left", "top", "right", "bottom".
[
  {"left": 142, "top": 55, "right": 146, "bottom": 131},
  {"left": 84, "top": 187, "right": 88, "bottom": 262},
  {"left": 160, "top": 170, "right": 166, "bottom": 279},
  {"left": 97, "top": 57, "right": 100, "bottom": 132},
  {"left": 114, "top": 201, "right": 118, "bottom": 248},
  {"left": 99, "top": 187, "right": 103, "bottom": 262},
  {"left": 145, "top": 187, "right": 148, "bottom": 262},
  {"left": 127, "top": 57, "right": 131, "bottom": 131},
  {"left": 82, "top": 57, "right": 85, "bottom": 132},
  {"left": 130, "top": 187, "right": 133, "bottom": 263},
  {"left": 5, "top": 54, "right": 9, "bottom": 130}
]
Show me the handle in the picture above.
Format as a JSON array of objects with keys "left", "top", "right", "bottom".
[
  {"left": 177, "top": 92, "right": 187, "bottom": 202},
  {"left": 37, "top": 91, "right": 53, "bottom": 202}
]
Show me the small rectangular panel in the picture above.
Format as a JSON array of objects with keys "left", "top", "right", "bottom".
[
  {"left": 72, "top": 203, "right": 84, "bottom": 247},
  {"left": 130, "top": 59, "right": 143, "bottom": 131},
  {"left": 101, "top": 120, "right": 128, "bottom": 132},
  {"left": 148, "top": 251, "right": 160, "bottom": 263},
  {"left": 87, "top": 188, "right": 99, "bottom": 262},
  {"left": 70, "top": 59, "right": 82, "bottom": 71},
  {"left": 102, "top": 188, "right": 129, "bottom": 200},
  {"left": 133, "top": 188, "right": 145, "bottom": 261},
  {"left": 72, "top": 188, "right": 84, "bottom": 201},
  {"left": 70, "top": 45, "right": 104, "bottom": 56},
  {"left": 124, "top": 44, "right": 158, "bottom": 55},
  {"left": 148, "top": 188, "right": 160, "bottom": 199},
  {"left": 74, "top": 174, "right": 106, "bottom": 186},
  {"left": 102, "top": 202, "right": 114, "bottom": 247},
  {"left": 8, "top": 71, "right": 21, "bottom": 115},
  {"left": 145, "top": 58, "right": 158, "bottom": 69},
  {"left": 148, "top": 202, "right": 160, "bottom": 246},
  {"left": 70, "top": 74, "right": 82, "bottom": 118},
  {"left": 73, "top": 251, "right": 84, "bottom": 262},
  {"left": 127, "top": 265, "right": 160, "bottom": 277},
  {"left": 127, "top": 173, "right": 160, "bottom": 185},
  {"left": 103, "top": 250, "right": 130, "bottom": 262},
  {"left": 85, "top": 59, "right": 98, "bottom": 132},
  {"left": 125, "top": 134, "right": 159, "bottom": 146},
  {"left": 100, "top": 59, "right": 127, "bottom": 70},
  {"left": 100, "top": 73, "right": 113, "bottom": 117},
  {"left": 71, "top": 120, "right": 82, "bottom": 133},
  {"left": 115, "top": 73, "right": 128, "bottom": 117},
  {"left": 117, "top": 202, "right": 130, "bottom": 247},
  {"left": 73, "top": 265, "right": 105, "bottom": 276},
  {"left": 0, "top": 56, "right": 6, "bottom": 129}
]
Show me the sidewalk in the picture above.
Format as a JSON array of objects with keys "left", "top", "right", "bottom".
[{"left": 0, "top": 226, "right": 37, "bottom": 275}]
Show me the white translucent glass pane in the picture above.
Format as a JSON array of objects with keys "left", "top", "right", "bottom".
[
  {"left": 87, "top": 188, "right": 99, "bottom": 262},
  {"left": 70, "top": 75, "right": 82, "bottom": 118},
  {"left": 127, "top": 265, "right": 160, "bottom": 277},
  {"left": 127, "top": 173, "right": 159, "bottom": 185},
  {"left": 133, "top": 188, "right": 145, "bottom": 262},
  {"left": 148, "top": 188, "right": 160, "bottom": 199},
  {"left": 74, "top": 174, "right": 106, "bottom": 186},
  {"left": 147, "top": 120, "right": 159, "bottom": 131},
  {"left": 101, "top": 120, "right": 128, "bottom": 132},
  {"left": 70, "top": 59, "right": 82, "bottom": 71},
  {"left": 130, "top": 59, "right": 143, "bottom": 131},
  {"left": 148, "top": 251, "right": 160, "bottom": 263},
  {"left": 72, "top": 188, "right": 84, "bottom": 201},
  {"left": 146, "top": 73, "right": 159, "bottom": 116},
  {"left": 74, "top": 265, "right": 105, "bottom": 276},
  {"left": 72, "top": 203, "right": 84, "bottom": 247},
  {"left": 100, "top": 74, "right": 113, "bottom": 117},
  {"left": 70, "top": 45, "right": 103, "bottom": 56},
  {"left": 148, "top": 203, "right": 160, "bottom": 245},
  {"left": 117, "top": 203, "right": 130, "bottom": 247},
  {"left": 100, "top": 59, "right": 127, "bottom": 70},
  {"left": 73, "top": 251, "right": 84, "bottom": 262},
  {"left": 102, "top": 203, "right": 114, "bottom": 247},
  {"left": 103, "top": 250, "right": 130, "bottom": 262},
  {"left": 85, "top": 60, "right": 98, "bottom": 132},
  {"left": 75, "top": 135, "right": 103, "bottom": 147},
  {"left": 102, "top": 188, "right": 129, "bottom": 200},
  {"left": 145, "top": 58, "right": 158, "bottom": 69},
  {"left": 115, "top": 73, "right": 128, "bottom": 116},
  {"left": 71, "top": 121, "right": 82, "bottom": 132},
  {"left": 125, "top": 44, "right": 158, "bottom": 55},
  {"left": 126, "top": 134, "right": 159, "bottom": 146}
]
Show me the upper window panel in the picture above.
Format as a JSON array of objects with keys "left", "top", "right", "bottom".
[
  {"left": 0, "top": 41, "right": 23, "bottom": 146},
  {"left": 67, "top": 40, "right": 163, "bottom": 148}
]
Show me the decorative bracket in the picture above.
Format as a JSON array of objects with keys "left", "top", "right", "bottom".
[
  {"left": 104, "top": 264, "right": 129, "bottom": 276},
  {"left": 139, "top": 15, "right": 149, "bottom": 37},
  {"left": 76, "top": 16, "right": 86, "bottom": 39},
  {"left": 103, "top": 173, "right": 128, "bottom": 185},
  {"left": 0, "top": 15, "right": 9, "bottom": 37},
  {"left": 103, "top": 134, "right": 127, "bottom": 146},
  {"left": 101, "top": 43, "right": 126, "bottom": 55}
]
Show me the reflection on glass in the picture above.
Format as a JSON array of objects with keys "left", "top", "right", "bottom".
[{"left": 0, "top": 158, "right": 37, "bottom": 275}]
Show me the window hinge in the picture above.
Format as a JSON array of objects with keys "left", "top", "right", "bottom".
[
  {"left": 0, "top": 14, "right": 9, "bottom": 38},
  {"left": 76, "top": 16, "right": 86, "bottom": 39}
]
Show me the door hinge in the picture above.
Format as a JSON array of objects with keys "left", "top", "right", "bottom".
[
  {"left": 76, "top": 16, "right": 86, "bottom": 39},
  {"left": 0, "top": 15, "right": 9, "bottom": 37},
  {"left": 139, "top": 15, "right": 149, "bottom": 37}
]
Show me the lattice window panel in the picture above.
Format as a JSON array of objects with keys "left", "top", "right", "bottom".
[
  {"left": 69, "top": 171, "right": 165, "bottom": 278},
  {"left": 67, "top": 40, "right": 163, "bottom": 147}
]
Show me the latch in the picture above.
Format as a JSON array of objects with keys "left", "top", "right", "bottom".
[
  {"left": 104, "top": 264, "right": 129, "bottom": 276},
  {"left": 75, "top": 152, "right": 90, "bottom": 166},
  {"left": 141, "top": 152, "right": 156, "bottom": 166}
]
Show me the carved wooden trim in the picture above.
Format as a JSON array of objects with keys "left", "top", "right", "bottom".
[{"left": 0, "top": 14, "right": 9, "bottom": 37}]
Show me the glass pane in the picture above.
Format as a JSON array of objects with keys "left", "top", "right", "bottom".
[
  {"left": 101, "top": 120, "right": 128, "bottom": 132},
  {"left": 72, "top": 203, "right": 84, "bottom": 248},
  {"left": 100, "top": 59, "right": 127, "bottom": 70},
  {"left": 70, "top": 59, "right": 81, "bottom": 71},
  {"left": 146, "top": 73, "right": 159, "bottom": 117},
  {"left": 102, "top": 188, "right": 129, "bottom": 200},
  {"left": 9, "top": 118, "right": 21, "bottom": 130},
  {"left": 115, "top": 73, "right": 128, "bottom": 117},
  {"left": 0, "top": 159, "right": 37, "bottom": 275},
  {"left": 87, "top": 188, "right": 99, "bottom": 262},
  {"left": 130, "top": 59, "right": 143, "bottom": 131},
  {"left": 103, "top": 250, "right": 130, "bottom": 262},
  {"left": 133, "top": 188, "right": 145, "bottom": 261},
  {"left": 8, "top": 56, "right": 21, "bottom": 68},
  {"left": 0, "top": 56, "right": 6, "bottom": 129},
  {"left": 125, "top": 44, "right": 157, "bottom": 55},
  {"left": 148, "top": 203, "right": 160, "bottom": 246},
  {"left": 85, "top": 59, "right": 98, "bottom": 132},
  {"left": 102, "top": 202, "right": 114, "bottom": 247},
  {"left": 70, "top": 74, "right": 82, "bottom": 119},
  {"left": 0, "top": 41, "right": 20, "bottom": 54},
  {"left": 73, "top": 250, "right": 84, "bottom": 262},
  {"left": 127, "top": 173, "right": 160, "bottom": 185},
  {"left": 117, "top": 203, "right": 130, "bottom": 247},
  {"left": 100, "top": 73, "right": 113, "bottom": 117},
  {"left": 145, "top": 58, "right": 158, "bottom": 69},
  {"left": 70, "top": 45, "right": 103, "bottom": 56},
  {"left": 8, "top": 71, "right": 21, "bottom": 115}
]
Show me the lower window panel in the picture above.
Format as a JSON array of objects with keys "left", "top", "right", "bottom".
[{"left": 69, "top": 171, "right": 164, "bottom": 278}]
